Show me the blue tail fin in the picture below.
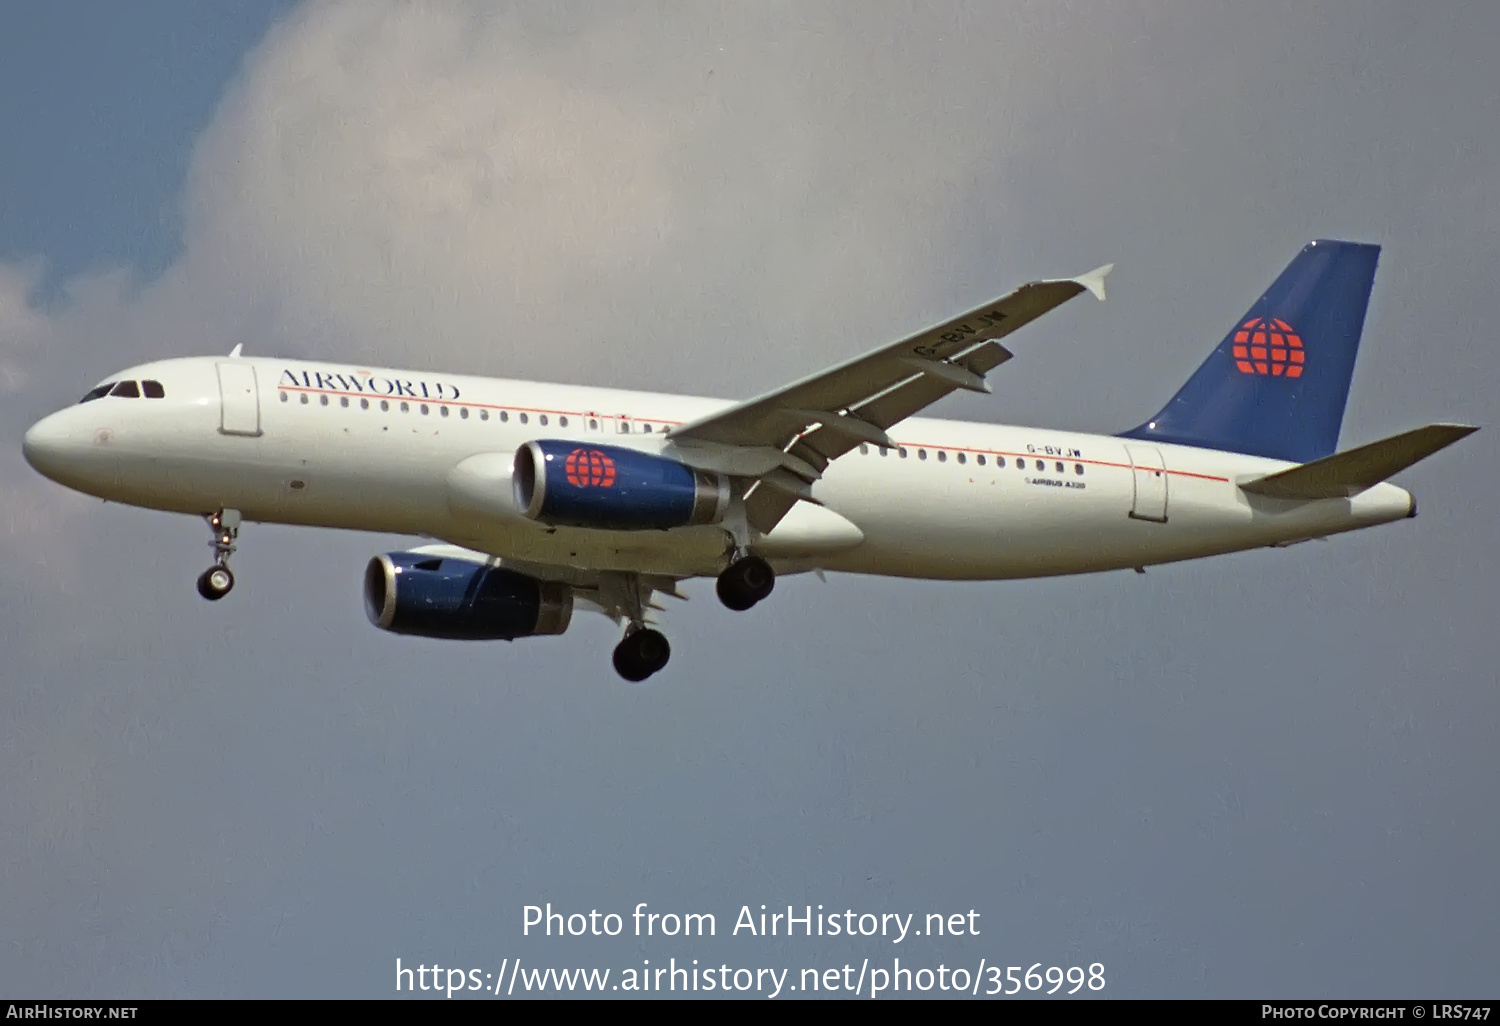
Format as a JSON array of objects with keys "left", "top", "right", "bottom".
[{"left": 1120, "top": 239, "right": 1380, "bottom": 463}]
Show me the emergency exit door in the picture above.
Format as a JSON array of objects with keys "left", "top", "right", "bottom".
[
  {"left": 216, "top": 361, "right": 262, "bottom": 437},
  {"left": 1125, "top": 444, "right": 1168, "bottom": 522}
]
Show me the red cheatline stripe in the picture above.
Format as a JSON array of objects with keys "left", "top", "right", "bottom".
[
  {"left": 278, "top": 385, "right": 676, "bottom": 423},
  {"left": 277, "top": 384, "right": 1231, "bottom": 482}
]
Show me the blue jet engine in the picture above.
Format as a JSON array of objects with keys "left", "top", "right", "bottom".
[
  {"left": 513, "top": 440, "right": 730, "bottom": 531},
  {"left": 364, "top": 552, "right": 573, "bottom": 640}
]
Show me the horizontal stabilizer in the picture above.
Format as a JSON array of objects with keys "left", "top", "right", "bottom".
[{"left": 1240, "top": 424, "right": 1478, "bottom": 500}]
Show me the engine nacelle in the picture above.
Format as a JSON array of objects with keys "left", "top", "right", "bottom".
[
  {"left": 363, "top": 552, "right": 573, "bottom": 640},
  {"left": 513, "top": 440, "right": 730, "bottom": 531}
]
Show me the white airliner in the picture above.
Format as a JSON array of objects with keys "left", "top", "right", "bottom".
[{"left": 22, "top": 240, "right": 1475, "bottom": 680}]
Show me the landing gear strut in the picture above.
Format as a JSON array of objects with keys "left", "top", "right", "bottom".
[
  {"left": 716, "top": 555, "right": 775, "bottom": 611},
  {"left": 196, "top": 509, "right": 240, "bottom": 601},
  {"left": 613, "top": 626, "right": 671, "bottom": 682}
]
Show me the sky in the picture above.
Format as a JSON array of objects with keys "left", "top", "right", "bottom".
[{"left": 1, "top": 0, "right": 1497, "bottom": 999}]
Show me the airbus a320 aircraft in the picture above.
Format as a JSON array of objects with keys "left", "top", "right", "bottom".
[{"left": 23, "top": 240, "right": 1476, "bottom": 680}]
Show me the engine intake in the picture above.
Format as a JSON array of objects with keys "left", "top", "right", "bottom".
[
  {"left": 363, "top": 552, "right": 572, "bottom": 640},
  {"left": 513, "top": 440, "right": 730, "bottom": 531}
]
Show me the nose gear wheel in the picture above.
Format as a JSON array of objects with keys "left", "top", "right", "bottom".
[{"left": 197, "top": 565, "right": 235, "bottom": 600}]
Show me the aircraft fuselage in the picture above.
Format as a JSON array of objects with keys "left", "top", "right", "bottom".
[{"left": 22, "top": 355, "right": 1416, "bottom": 582}]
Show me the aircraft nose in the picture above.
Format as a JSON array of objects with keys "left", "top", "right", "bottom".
[{"left": 22, "top": 411, "right": 78, "bottom": 480}]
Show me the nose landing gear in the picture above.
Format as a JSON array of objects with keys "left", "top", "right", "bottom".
[
  {"left": 716, "top": 555, "right": 775, "bottom": 611},
  {"left": 196, "top": 509, "right": 241, "bottom": 601}
]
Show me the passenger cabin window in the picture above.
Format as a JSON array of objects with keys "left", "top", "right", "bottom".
[
  {"left": 110, "top": 380, "right": 140, "bottom": 398},
  {"left": 142, "top": 380, "right": 165, "bottom": 398},
  {"left": 79, "top": 383, "right": 115, "bottom": 403}
]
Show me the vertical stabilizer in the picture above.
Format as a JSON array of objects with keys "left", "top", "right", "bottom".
[{"left": 1120, "top": 240, "right": 1380, "bottom": 463}]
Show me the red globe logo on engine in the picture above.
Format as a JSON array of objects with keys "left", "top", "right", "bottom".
[
  {"left": 564, "top": 448, "right": 616, "bottom": 488},
  {"left": 1232, "top": 317, "right": 1305, "bottom": 378}
]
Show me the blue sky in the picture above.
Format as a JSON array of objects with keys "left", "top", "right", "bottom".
[
  {"left": 1, "top": 1, "right": 1496, "bottom": 999},
  {"left": 0, "top": 2, "right": 296, "bottom": 293}
]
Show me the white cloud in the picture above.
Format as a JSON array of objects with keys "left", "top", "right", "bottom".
[
  {"left": 0, "top": 0, "right": 1105, "bottom": 630},
  {"left": 2, "top": 0, "right": 1096, "bottom": 598},
  {"left": 0, "top": 262, "right": 52, "bottom": 394},
  {"left": 149, "top": 1, "right": 1093, "bottom": 390}
]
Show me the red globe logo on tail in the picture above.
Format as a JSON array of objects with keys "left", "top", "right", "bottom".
[
  {"left": 564, "top": 448, "right": 616, "bottom": 488},
  {"left": 1232, "top": 317, "right": 1305, "bottom": 378}
]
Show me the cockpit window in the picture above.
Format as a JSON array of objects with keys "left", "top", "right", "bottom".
[
  {"left": 79, "top": 383, "right": 115, "bottom": 403},
  {"left": 110, "top": 380, "right": 141, "bottom": 398},
  {"left": 142, "top": 380, "right": 165, "bottom": 398}
]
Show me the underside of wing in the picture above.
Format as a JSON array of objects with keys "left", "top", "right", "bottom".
[{"left": 413, "top": 542, "right": 689, "bottom": 625}]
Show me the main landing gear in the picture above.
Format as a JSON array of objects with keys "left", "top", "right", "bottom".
[
  {"left": 716, "top": 555, "right": 775, "bottom": 611},
  {"left": 600, "top": 571, "right": 672, "bottom": 682},
  {"left": 613, "top": 626, "right": 671, "bottom": 683},
  {"left": 196, "top": 509, "right": 240, "bottom": 601}
]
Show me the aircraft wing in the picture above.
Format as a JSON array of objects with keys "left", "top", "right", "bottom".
[{"left": 668, "top": 264, "right": 1111, "bottom": 530}]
